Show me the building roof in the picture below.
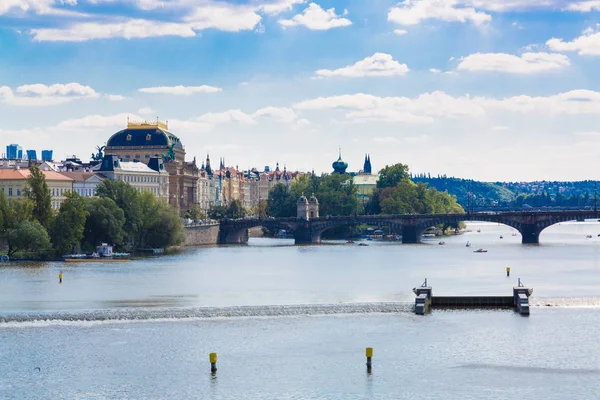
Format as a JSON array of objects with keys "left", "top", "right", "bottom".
[
  {"left": 106, "top": 121, "right": 183, "bottom": 149},
  {"left": 58, "top": 172, "right": 101, "bottom": 182},
  {"left": 0, "top": 169, "right": 73, "bottom": 181},
  {"left": 118, "top": 161, "right": 161, "bottom": 173},
  {"left": 353, "top": 174, "right": 379, "bottom": 186}
]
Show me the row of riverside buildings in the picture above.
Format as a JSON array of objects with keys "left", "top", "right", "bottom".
[{"left": 0, "top": 120, "right": 305, "bottom": 213}]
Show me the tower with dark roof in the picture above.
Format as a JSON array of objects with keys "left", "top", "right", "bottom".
[
  {"left": 332, "top": 147, "right": 348, "bottom": 174},
  {"left": 363, "top": 154, "right": 372, "bottom": 174}
]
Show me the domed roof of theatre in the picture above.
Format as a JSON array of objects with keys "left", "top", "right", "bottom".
[{"left": 106, "top": 121, "right": 183, "bottom": 149}]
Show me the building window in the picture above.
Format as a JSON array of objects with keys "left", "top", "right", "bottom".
[
  {"left": 145, "top": 154, "right": 150, "bottom": 158},
  {"left": 8, "top": 188, "right": 13, "bottom": 196},
  {"left": 16, "top": 188, "right": 21, "bottom": 196},
  {"left": 146, "top": 134, "right": 152, "bottom": 141},
  {"left": 135, "top": 154, "right": 140, "bottom": 159},
  {"left": 126, "top": 134, "right": 132, "bottom": 141}
]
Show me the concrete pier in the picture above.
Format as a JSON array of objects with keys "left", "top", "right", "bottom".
[{"left": 414, "top": 279, "right": 533, "bottom": 316}]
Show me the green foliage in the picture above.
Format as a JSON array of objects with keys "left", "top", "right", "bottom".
[
  {"left": 0, "top": 192, "right": 34, "bottom": 234},
  {"left": 185, "top": 205, "right": 206, "bottom": 221},
  {"left": 267, "top": 184, "right": 294, "bottom": 218},
  {"left": 253, "top": 199, "right": 268, "bottom": 219},
  {"left": 377, "top": 163, "right": 410, "bottom": 189},
  {"left": 378, "top": 180, "right": 464, "bottom": 215},
  {"left": 51, "top": 192, "right": 89, "bottom": 255},
  {"left": 208, "top": 199, "right": 247, "bottom": 220},
  {"left": 7, "top": 220, "right": 51, "bottom": 257},
  {"left": 315, "top": 174, "right": 358, "bottom": 216},
  {"left": 82, "top": 197, "right": 126, "bottom": 249},
  {"left": 96, "top": 179, "right": 142, "bottom": 244},
  {"left": 136, "top": 192, "right": 184, "bottom": 248},
  {"left": 24, "top": 164, "right": 54, "bottom": 229}
]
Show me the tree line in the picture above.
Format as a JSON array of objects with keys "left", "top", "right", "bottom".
[{"left": 0, "top": 165, "right": 184, "bottom": 258}]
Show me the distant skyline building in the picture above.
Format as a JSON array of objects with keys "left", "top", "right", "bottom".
[
  {"left": 26, "top": 150, "right": 37, "bottom": 161},
  {"left": 6, "top": 144, "right": 23, "bottom": 160},
  {"left": 41, "top": 150, "right": 53, "bottom": 162}
]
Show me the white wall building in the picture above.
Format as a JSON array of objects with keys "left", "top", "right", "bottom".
[{"left": 98, "top": 155, "right": 170, "bottom": 201}]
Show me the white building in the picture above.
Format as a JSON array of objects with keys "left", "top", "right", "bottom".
[
  {"left": 58, "top": 172, "right": 104, "bottom": 197},
  {"left": 97, "top": 155, "right": 170, "bottom": 202}
]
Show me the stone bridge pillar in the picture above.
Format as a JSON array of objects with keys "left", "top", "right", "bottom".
[
  {"left": 294, "top": 224, "right": 321, "bottom": 245},
  {"left": 217, "top": 226, "right": 249, "bottom": 244},
  {"left": 402, "top": 225, "right": 422, "bottom": 244},
  {"left": 519, "top": 224, "right": 540, "bottom": 244}
]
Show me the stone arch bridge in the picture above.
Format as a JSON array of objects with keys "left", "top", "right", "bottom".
[{"left": 218, "top": 210, "right": 599, "bottom": 245}]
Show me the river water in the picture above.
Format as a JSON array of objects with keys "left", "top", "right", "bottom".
[{"left": 1, "top": 222, "right": 600, "bottom": 399}]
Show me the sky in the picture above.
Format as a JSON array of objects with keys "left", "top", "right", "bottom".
[{"left": 1, "top": 0, "right": 600, "bottom": 182}]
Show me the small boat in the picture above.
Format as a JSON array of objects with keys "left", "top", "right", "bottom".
[
  {"left": 358, "top": 243, "right": 369, "bottom": 247},
  {"left": 438, "top": 241, "right": 446, "bottom": 245},
  {"left": 586, "top": 235, "right": 593, "bottom": 239},
  {"left": 346, "top": 240, "right": 355, "bottom": 244},
  {"left": 477, "top": 229, "right": 481, "bottom": 233},
  {"left": 473, "top": 248, "right": 488, "bottom": 253},
  {"left": 466, "top": 241, "right": 471, "bottom": 247},
  {"left": 499, "top": 236, "right": 503, "bottom": 239}
]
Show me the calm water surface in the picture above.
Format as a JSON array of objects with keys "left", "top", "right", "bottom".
[{"left": 1, "top": 222, "right": 599, "bottom": 399}]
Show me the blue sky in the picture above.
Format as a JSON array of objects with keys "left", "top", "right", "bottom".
[{"left": 2, "top": 0, "right": 600, "bottom": 181}]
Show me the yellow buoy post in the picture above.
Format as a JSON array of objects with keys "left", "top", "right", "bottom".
[
  {"left": 209, "top": 352, "right": 217, "bottom": 373},
  {"left": 366, "top": 347, "right": 373, "bottom": 373},
  {"left": 58, "top": 272, "right": 63, "bottom": 284},
  {"left": 506, "top": 267, "right": 510, "bottom": 277}
]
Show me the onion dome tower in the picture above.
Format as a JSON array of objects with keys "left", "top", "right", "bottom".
[{"left": 332, "top": 147, "right": 348, "bottom": 174}]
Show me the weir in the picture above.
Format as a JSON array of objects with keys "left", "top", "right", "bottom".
[{"left": 413, "top": 279, "right": 533, "bottom": 316}]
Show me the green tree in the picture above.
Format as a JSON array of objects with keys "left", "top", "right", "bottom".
[
  {"left": 0, "top": 193, "right": 34, "bottom": 234},
  {"left": 51, "top": 192, "right": 89, "bottom": 255},
  {"left": 376, "top": 163, "right": 410, "bottom": 189},
  {"left": 7, "top": 220, "right": 51, "bottom": 257},
  {"left": 207, "top": 204, "right": 227, "bottom": 220},
  {"left": 96, "top": 180, "right": 142, "bottom": 245},
  {"left": 82, "top": 197, "right": 126, "bottom": 250},
  {"left": 253, "top": 199, "right": 268, "bottom": 219},
  {"left": 316, "top": 173, "right": 358, "bottom": 216},
  {"left": 24, "top": 164, "right": 54, "bottom": 229},
  {"left": 185, "top": 205, "right": 206, "bottom": 221},
  {"left": 267, "top": 184, "right": 294, "bottom": 217},
  {"left": 226, "top": 199, "right": 246, "bottom": 219}
]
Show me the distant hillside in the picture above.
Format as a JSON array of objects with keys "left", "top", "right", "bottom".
[
  {"left": 412, "top": 176, "right": 515, "bottom": 208},
  {"left": 411, "top": 175, "right": 598, "bottom": 209}
]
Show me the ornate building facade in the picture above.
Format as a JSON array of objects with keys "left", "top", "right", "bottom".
[{"left": 104, "top": 120, "right": 199, "bottom": 213}]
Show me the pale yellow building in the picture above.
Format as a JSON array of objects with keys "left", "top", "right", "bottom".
[
  {"left": 353, "top": 174, "right": 379, "bottom": 205},
  {"left": 0, "top": 169, "right": 73, "bottom": 209}
]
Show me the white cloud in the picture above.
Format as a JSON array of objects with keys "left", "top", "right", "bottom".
[
  {"left": 107, "top": 94, "right": 126, "bottom": 101},
  {"left": 430, "top": 68, "right": 442, "bottom": 73},
  {"left": 32, "top": 19, "right": 198, "bottom": 42},
  {"left": 547, "top": 31, "right": 600, "bottom": 55},
  {"left": 183, "top": 4, "right": 262, "bottom": 32},
  {"left": 16, "top": 83, "right": 97, "bottom": 97},
  {"left": 388, "top": 0, "right": 491, "bottom": 27},
  {"left": 493, "top": 126, "right": 510, "bottom": 131},
  {"left": 278, "top": 3, "right": 351, "bottom": 30},
  {"left": 315, "top": 53, "right": 409, "bottom": 78},
  {"left": 565, "top": 1, "right": 600, "bottom": 11},
  {"left": 53, "top": 113, "right": 142, "bottom": 130},
  {"left": 573, "top": 131, "right": 600, "bottom": 137},
  {"left": 0, "top": 0, "right": 82, "bottom": 16},
  {"left": 0, "top": 83, "right": 100, "bottom": 106},
  {"left": 457, "top": 52, "right": 571, "bottom": 74},
  {"left": 394, "top": 29, "right": 408, "bottom": 35},
  {"left": 374, "top": 137, "right": 400, "bottom": 143},
  {"left": 138, "top": 85, "right": 222, "bottom": 95},
  {"left": 196, "top": 110, "right": 257, "bottom": 125},
  {"left": 465, "top": 0, "right": 554, "bottom": 11},
  {"left": 138, "top": 107, "right": 155, "bottom": 115},
  {"left": 260, "top": 0, "right": 307, "bottom": 15},
  {"left": 293, "top": 89, "right": 600, "bottom": 126},
  {"left": 253, "top": 107, "right": 299, "bottom": 123}
]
